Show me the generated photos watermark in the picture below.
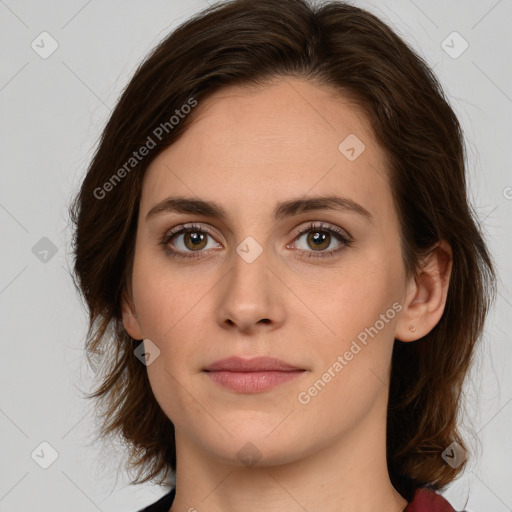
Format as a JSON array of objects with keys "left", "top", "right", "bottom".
[
  {"left": 297, "top": 301, "right": 403, "bottom": 405},
  {"left": 93, "top": 96, "right": 198, "bottom": 200}
]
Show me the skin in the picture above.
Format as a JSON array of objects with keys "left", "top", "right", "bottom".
[{"left": 122, "top": 77, "right": 452, "bottom": 512}]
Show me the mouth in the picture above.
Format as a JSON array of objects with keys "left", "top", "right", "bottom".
[
  {"left": 203, "top": 356, "right": 303, "bottom": 372},
  {"left": 202, "top": 356, "right": 307, "bottom": 393}
]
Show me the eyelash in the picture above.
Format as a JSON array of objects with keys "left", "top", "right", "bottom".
[{"left": 159, "top": 222, "right": 353, "bottom": 260}]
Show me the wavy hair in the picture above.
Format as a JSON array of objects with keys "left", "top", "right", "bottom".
[{"left": 69, "top": 0, "right": 496, "bottom": 501}]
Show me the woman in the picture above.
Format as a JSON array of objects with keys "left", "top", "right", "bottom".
[{"left": 70, "top": 0, "right": 496, "bottom": 510}]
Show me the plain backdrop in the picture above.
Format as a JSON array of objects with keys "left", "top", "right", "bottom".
[{"left": 1, "top": 1, "right": 511, "bottom": 511}]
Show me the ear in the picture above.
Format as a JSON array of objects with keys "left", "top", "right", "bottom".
[
  {"left": 121, "top": 288, "right": 143, "bottom": 341},
  {"left": 395, "top": 239, "right": 452, "bottom": 342}
]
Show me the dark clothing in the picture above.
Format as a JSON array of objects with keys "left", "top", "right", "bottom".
[
  {"left": 138, "top": 486, "right": 460, "bottom": 511},
  {"left": 138, "top": 487, "right": 175, "bottom": 512},
  {"left": 405, "top": 488, "right": 460, "bottom": 511}
]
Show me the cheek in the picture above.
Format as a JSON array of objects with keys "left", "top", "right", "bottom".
[
  {"left": 130, "top": 250, "right": 211, "bottom": 394},
  {"left": 130, "top": 247, "right": 193, "bottom": 338},
  {"left": 308, "top": 250, "right": 403, "bottom": 346},
  {"left": 297, "top": 272, "right": 401, "bottom": 430},
  {"left": 130, "top": 257, "right": 204, "bottom": 424}
]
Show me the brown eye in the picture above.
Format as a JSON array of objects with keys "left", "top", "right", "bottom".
[
  {"left": 290, "top": 222, "right": 352, "bottom": 259},
  {"left": 161, "top": 224, "right": 222, "bottom": 259},
  {"left": 180, "top": 229, "right": 208, "bottom": 251},
  {"left": 305, "top": 230, "right": 331, "bottom": 251}
]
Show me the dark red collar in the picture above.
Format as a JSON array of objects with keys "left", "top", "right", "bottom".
[{"left": 405, "top": 488, "right": 456, "bottom": 511}]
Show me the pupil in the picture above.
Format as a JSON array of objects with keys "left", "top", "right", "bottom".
[
  {"left": 190, "top": 232, "right": 204, "bottom": 245},
  {"left": 313, "top": 232, "right": 324, "bottom": 244},
  {"left": 310, "top": 231, "right": 329, "bottom": 249}
]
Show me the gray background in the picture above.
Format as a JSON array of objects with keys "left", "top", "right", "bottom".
[{"left": 1, "top": 0, "right": 511, "bottom": 511}]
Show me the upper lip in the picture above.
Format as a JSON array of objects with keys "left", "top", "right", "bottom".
[{"left": 203, "top": 356, "right": 303, "bottom": 372}]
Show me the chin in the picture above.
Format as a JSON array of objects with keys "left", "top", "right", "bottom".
[{"left": 200, "top": 427, "right": 312, "bottom": 469}]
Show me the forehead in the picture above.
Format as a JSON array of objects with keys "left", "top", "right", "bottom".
[{"left": 140, "top": 78, "right": 393, "bottom": 226}]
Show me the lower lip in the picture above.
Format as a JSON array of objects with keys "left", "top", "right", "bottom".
[{"left": 204, "top": 370, "right": 305, "bottom": 392}]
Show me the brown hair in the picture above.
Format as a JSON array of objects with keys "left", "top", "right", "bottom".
[{"left": 69, "top": 0, "right": 496, "bottom": 500}]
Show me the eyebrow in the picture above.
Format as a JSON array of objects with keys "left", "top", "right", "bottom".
[{"left": 145, "top": 195, "right": 373, "bottom": 223}]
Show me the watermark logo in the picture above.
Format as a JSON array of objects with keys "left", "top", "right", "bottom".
[
  {"left": 32, "top": 237, "right": 58, "bottom": 263},
  {"left": 237, "top": 442, "right": 263, "bottom": 467},
  {"left": 338, "top": 134, "right": 366, "bottom": 161},
  {"left": 31, "top": 441, "right": 59, "bottom": 469},
  {"left": 134, "top": 339, "right": 161, "bottom": 366},
  {"left": 236, "top": 236, "right": 263, "bottom": 263},
  {"left": 441, "top": 31, "right": 469, "bottom": 59},
  {"left": 441, "top": 441, "right": 467, "bottom": 468},
  {"left": 31, "top": 31, "right": 59, "bottom": 59}
]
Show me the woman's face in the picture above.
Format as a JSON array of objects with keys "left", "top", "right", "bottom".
[{"left": 123, "top": 78, "right": 412, "bottom": 466}]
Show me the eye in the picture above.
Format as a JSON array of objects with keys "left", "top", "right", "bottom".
[
  {"left": 160, "top": 223, "right": 222, "bottom": 259},
  {"left": 160, "top": 221, "right": 353, "bottom": 260},
  {"left": 289, "top": 222, "right": 353, "bottom": 259}
]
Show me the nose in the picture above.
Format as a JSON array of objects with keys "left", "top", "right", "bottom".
[{"left": 215, "top": 248, "right": 285, "bottom": 334}]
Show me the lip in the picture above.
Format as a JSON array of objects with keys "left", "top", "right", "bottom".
[
  {"left": 203, "top": 357, "right": 306, "bottom": 393},
  {"left": 203, "top": 356, "right": 303, "bottom": 372}
]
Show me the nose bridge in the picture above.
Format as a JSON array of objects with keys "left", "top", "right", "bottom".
[
  {"left": 216, "top": 240, "right": 283, "bottom": 331},
  {"left": 228, "top": 241, "right": 271, "bottom": 306}
]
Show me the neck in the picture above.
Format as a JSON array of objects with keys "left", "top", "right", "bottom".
[{"left": 169, "top": 397, "right": 408, "bottom": 512}]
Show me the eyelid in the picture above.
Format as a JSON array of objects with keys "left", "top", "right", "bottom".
[
  {"left": 290, "top": 221, "right": 352, "bottom": 242},
  {"left": 164, "top": 222, "right": 220, "bottom": 240},
  {"left": 287, "top": 221, "right": 353, "bottom": 259},
  {"left": 163, "top": 221, "right": 351, "bottom": 242}
]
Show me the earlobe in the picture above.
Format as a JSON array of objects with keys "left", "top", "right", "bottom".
[
  {"left": 121, "top": 292, "right": 143, "bottom": 341},
  {"left": 395, "top": 239, "right": 453, "bottom": 342}
]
